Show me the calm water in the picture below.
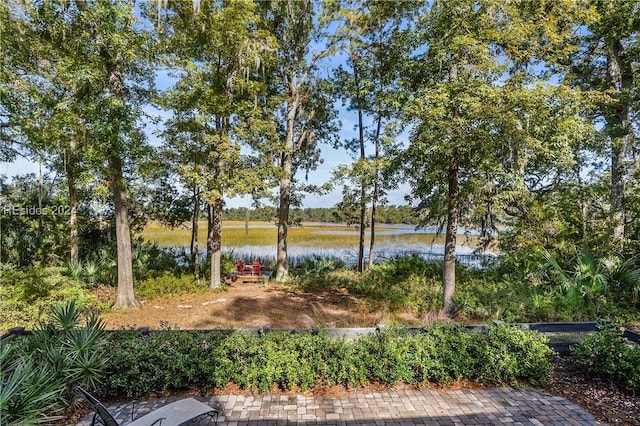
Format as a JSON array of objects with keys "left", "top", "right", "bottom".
[{"left": 220, "top": 223, "right": 495, "bottom": 268}]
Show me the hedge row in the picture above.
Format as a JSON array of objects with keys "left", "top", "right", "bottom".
[{"left": 101, "top": 324, "right": 553, "bottom": 397}]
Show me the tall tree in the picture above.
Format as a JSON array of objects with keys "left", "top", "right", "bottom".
[
  {"left": 154, "top": 0, "right": 275, "bottom": 289},
  {"left": 405, "top": 0, "right": 502, "bottom": 315},
  {"left": 1, "top": 1, "right": 90, "bottom": 264},
  {"left": 259, "top": 0, "right": 339, "bottom": 280},
  {"left": 78, "top": 0, "right": 152, "bottom": 308},
  {"left": 569, "top": 0, "right": 639, "bottom": 252},
  {"left": 331, "top": 0, "right": 407, "bottom": 271},
  {"left": 404, "top": 0, "right": 592, "bottom": 315},
  {"left": 3, "top": 0, "right": 155, "bottom": 308},
  {"left": 333, "top": 3, "right": 372, "bottom": 273}
]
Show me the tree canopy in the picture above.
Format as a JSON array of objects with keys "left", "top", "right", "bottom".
[{"left": 1, "top": 0, "right": 638, "bottom": 313}]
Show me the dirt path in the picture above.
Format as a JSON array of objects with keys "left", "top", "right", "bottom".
[{"left": 100, "top": 283, "right": 413, "bottom": 330}]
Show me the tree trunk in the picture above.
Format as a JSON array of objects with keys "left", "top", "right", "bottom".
[
  {"left": 357, "top": 116, "right": 366, "bottom": 272},
  {"left": 610, "top": 142, "right": 627, "bottom": 246},
  {"left": 245, "top": 208, "right": 249, "bottom": 239},
  {"left": 442, "top": 59, "right": 459, "bottom": 317},
  {"left": 190, "top": 186, "right": 200, "bottom": 280},
  {"left": 110, "top": 153, "right": 138, "bottom": 309},
  {"left": 276, "top": 79, "right": 299, "bottom": 281},
  {"left": 37, "top": 160, "right": 43, "bottom": 240},
  {"left": 368, "top": 197, "right": 377, "bottom": 269},
  {"left": 442, "top": 154, "right": 459, "bottom": 316},
  {"left": 606, "top": 39, "right": 632, "bottom": 251},
  {"left": 368, "top": 115, "right": 382, "bottom": 269},
  {"left": 68, "top": 158, "right": 79, "bottom": 264},
  {"left": 103, "top": 38, "right": 137, "bottom": 308},
  {"left": 276, "top": 159, "right": 291, "bottom": 280},
  {"left": 353, "top": 61, "right": 366, "bottom": 273},
  {"left": 209, "top": 198, "right": 223, "bottom": 289}
]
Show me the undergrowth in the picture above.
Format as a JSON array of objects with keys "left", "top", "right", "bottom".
[
  {"left": 290, "top": 255, "right": 640, "bottom": 324},
  {"left": 0, "top": 266, "right": 99, "bottom": 331}
]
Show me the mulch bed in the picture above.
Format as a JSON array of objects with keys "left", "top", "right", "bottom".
[{"left": 540, "top": 356, "right": 640, "bottom": 425}]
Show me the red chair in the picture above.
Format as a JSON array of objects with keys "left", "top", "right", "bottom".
[
  {"left": 251, "top": 261, "right": 262, "bottom": 276},
  {"left": 236, "top": 260, "right": 245, "bottom": 274}
]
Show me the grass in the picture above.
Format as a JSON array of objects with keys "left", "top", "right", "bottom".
[{"left": 141, "top": 221, "right": 456, "bottom": 249}]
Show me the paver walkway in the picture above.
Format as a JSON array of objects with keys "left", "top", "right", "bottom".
[{"left": 77, "top": 387, "right": 602, "bottom": 425}]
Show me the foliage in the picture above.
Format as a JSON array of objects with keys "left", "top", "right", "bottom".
[
  {"left": 131, "top": 242, "right": 185, "bottom": 280},
  {"left": 0, "top": 175, "right": 71, "bottom": 267},
  {"left": 572, "top": 325, "right": 640, "bottom": 391},
  {"left": 0, "top": 266, "right": 98, "bottom": 332},
  {"left": 135, "top": 274, "right": 210, "bottom": 301},
  {"left": 542, "top": 250, "right": 640, "bottom": 315},
  {"left": 290, "top": 254, "right": 640, "bottom": 324},
  {"left": 293, "top": 256, "right": 442, "bottom": 313},
  {"left": 290, "top": 255, "right": 348, "bottom": 277},
  {"left": 455, "top": 251, "right": 640, "bottom": 323},
  {"left": 0, "top": 301, "right": 108, "bottom": 424},
  {"left": 63, "top": 240, "right": 186, "bottom": 289},
  {"left": 101, "top": 325, "right": 552, "bottom": 397}
]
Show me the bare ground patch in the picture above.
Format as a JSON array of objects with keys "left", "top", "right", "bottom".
[{"left": 98, "top": 283, "right": 411, "bottom": 330}]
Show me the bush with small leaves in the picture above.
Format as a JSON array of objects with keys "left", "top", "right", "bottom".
[
  {"left": 101, "top": 324, "right": 553, "bottom": 398},
  {"left": 572, "top": 325, "right": 640, "bottom": 391}
]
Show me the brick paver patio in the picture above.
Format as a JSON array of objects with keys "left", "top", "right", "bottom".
[
  {"left": 78, "top": 387, "right": 599, "bottom": 426},
  {"left": 77, "top": 387, "right": 602, "bottom": 425}
]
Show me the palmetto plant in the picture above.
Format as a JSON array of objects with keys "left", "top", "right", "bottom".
[
  {"left": 602, "top": 256, "right": 640, "bottom": 304},
  {"left": 543, "top": 250, "right": 640, "bottom": 306},
  {"left": 65, "top": 257, "right": 110, "bottom": 288},
  {"left": 66, "top": 261, "right": 84, "bottom": 282},
  {"left": 0, "top": 301, "right": 108, "bottom": 424},
  {"left": 0, "top": 346, "right": 66, "bottom": 425},
  {"left": 83, "top": 261, "right": 100, "bottom": 287}
]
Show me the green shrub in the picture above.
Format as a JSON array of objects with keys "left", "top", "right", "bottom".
[
  {"left": 0, "top": 265, "right": 98, "bottom": 331},
  {"left": 293, "top": 256, "right": 444, "bottom": 313},
  {"left": 132, "top": 242, "right": 186, "bottom": 280},
  {"left": 0, "top": 301, "right": 108, "bottom": 424},
  {"left": 291, "top": 255, "right": 347, "bottom": 276},
  {"left": 478, "top": 325, "right": 554, "bottom": 385},
  {"left": 135, "top": 273, "right": 210, "bottom": 300},
  {"left": 571, "top": 325, "right": 640, "bottom": 391},
  {"left": 101, "top": 324, "right": 553, "bottom": 397}
]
